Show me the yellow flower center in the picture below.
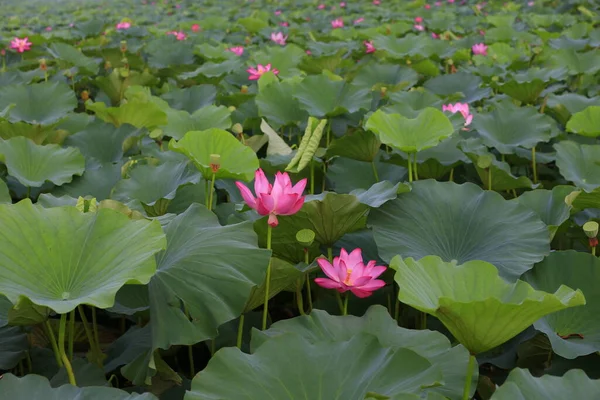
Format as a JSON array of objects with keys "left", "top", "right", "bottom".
[{"left": 343, "top": 269, "right": 353, "bottom": 285}]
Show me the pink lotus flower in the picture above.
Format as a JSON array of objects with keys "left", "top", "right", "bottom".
[
  {"left": 45, "top": 26, "right": 52, "bottom": 32},
  {"left": 275, "top": 10, "right": 282, "bottom": 15},
  {"left": 331, "top": 18, "right": 344, "bottom": 28},
  {"left": 270, "top": 32, "right": 287, "bottom": 46},
  {"left": 280, "top": 22, "right": 289, "bottom": 27},
  {"left": 448, "top": 0, "right": 455, "bottom": 3},
  {"left": 318, "top": 3, "right": 325, "bottom": 9},
  {"left": 425, "top": 3, "right": 431, "bottom": 8},
  {"left": 306, "top": 49, "right": 312, "bottom": 55},
  {"left": 415, "top": 16, "right": 423, "bottom": 23},
  {"left": 315, "top": 248, "right": 387, "bottom": 298},
  {"left": 414, "top": 24, "right": 425, "bottom": 31},
  {"left": 443, "top": 103, "right": 473, "bottom": 126},
  {"left": 354, "top": 17, "right": 365, "bottom": 24},
  {"left": 373, "top": 0, "right": 381, "bottom": 4},
  {"left": 228, "top": 46, "right": 244, "bottom": 56},
  {"left": 116, "top": 22, "right": 131, "bottom": 30},
  {"left": 236, "top": 169, "right": 306, "bottom": 227},
  {"left": 10, "top": 37, "right": 32, "bottom": 53},
  {"left": 166, "top": 30, "right": 187, "bottom": 40},
  {"left": 364, "top": 41, "right": 375, "bottom": 53},
  {"left": 435, "top": 1, "right": 442, "bottom": 5},
  {"left": 528, "top": 1, "right": 534, "bottom": 5},
  {"left": 191, "top": 23, "right": 200, "bottom": 32},
  {"left": 340, "top": 1, "right": 346, "bottom": 7},
  {"left": 247, "top": 63, "right": 279, "bottom": 80},
  {"left": 472, "top": 43, "right": 487, "bottom": 55},
  {"left": 431, "top": 32, "right": 440, "bottom": 39}
]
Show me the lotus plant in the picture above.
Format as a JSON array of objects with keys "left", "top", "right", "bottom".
[
  {"left": 443, "top": 102, "right": 473, "bottom": 127},
  {"left": 236, "top": 169, "right": 307, "bottom": 329},
  {"left": 10, "top": 37, "right": 32, "bottom": 53},
  {"left": 115, "top": 21, "right": 131, "bottom": 30},
  {"left": 315, "top": 248, "right": 386, "bottom": 314},
  {"left": 191, "top": 23, "right": 200, "bottom": 32},
  {"left": 331, "top": 18, "right": 344, "bottom": 28},
  {"left": 166, "top": 30, "right": 187, "bottom": 40},
  {"left": 364, "top": 40, "right": 375, "bottom": 53},
  {"left": 270, "top": 32, "right": 287, "bottom": 46},
  {"left": 472, "top": 42, "right": 488, "bottom": 55},
  {"left": 227, "top": 46, "right": 244, "bottom": 56},
  {"left": 247, "top": 63, "right": 279, "bottom": 80}
]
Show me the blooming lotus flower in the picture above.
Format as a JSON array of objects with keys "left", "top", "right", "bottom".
[
  {"left": 340, "top": 2, "right": 346, "bottom": 7},
  {"left": 315, "top": 248, "right": 387, "bottom": 298},
  {"left": 236, "top": 169, "right": 306, "bottom": 227},
  {"left": 435, "top": 1, "right": 442, "bottom": 5},
  {"left": 448, "top": 0, "right": 455, "bottom": 3},
  {"left": 166, "top": 30, "right": 187, "bottom": 40},
  {"left": 318, "top": 3, "right": 325, "bottom": 9},
  {"left": 373, "top": 0, "right": 381, "bottom": 4},
  {"left": 425, "top": 3, "right": 431, "bottom": 8},
  {"left": 45, "top": 26, "right": 52, "bottom": 32},
  {"left": 331, "top": 18, "right": 344, "bottom": 28},
  {"left": 472, "top": 43, "right": 487, "bottom": 55},
  {"left": 280, "top": 22, "right": 289, "bottom": 27},
  {"left": 415, "top": 16, "right": 423, "bottom": 23},
  {"left": 443, "top": 103, "right": 473, "bottom": 126},
  {"left": 364, "top": 41, "right": 375, "bottom": 53},
  {"left": 354, "top": 17, "right": 365, "bottom": 25},
  {"left": 270, "top": 32, "right": 287, "bottom": 46},
  {"left": 275, "top": 10, "right": 282, "bottom": 15},
  {"left": 432, "top": 32, "right": 440, "bottom": 39},
  {"left": 191, "top": 23, "right": 200, "bottom": 32},
  {"left": 228, "top": 46, "right": 244, "bottom": 56},
  {"left": 116, "top": 22, "right": 131, "bottom": 30},
  {"left": 414, "top": 24, "right": 424, "bottom": 31},
  {"left": 10, "top": 37, "right": 32, "bottom": 53},
  {"left": 247, "top": 63, "right": 279, "bottom": 80}
]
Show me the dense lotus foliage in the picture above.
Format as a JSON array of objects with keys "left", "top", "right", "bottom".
[{"left": 0, "top": 0, "right": 599, "bottom": 398}]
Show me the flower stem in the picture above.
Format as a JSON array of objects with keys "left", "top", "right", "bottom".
[
  {"left": 449, "top": 168, "right": 454, "bottom": 182},
  {"left": 59, "top": 314, "right": 77, "bottom": 386},
  {"left": 91, "top": 307, "right": 100, "bottom": 356},
  {"left": 532, "top": 147, "right": 538, "bottom": 184},
  {"left": 77, "top": 305, "right": 101, "bottom": 366},
  {"left": 462, "top": 354, "right": 477, "bottom": 400},
  {"left": 208, "top": 172, "right": 216, "bottom": 211},
  {"left": 327, "top": 247, "right": 333, "bottom": 262},
  {"left": 335, "top": 291, "right": 344, "bottom": 315},
  {"left": 413, "top": 153, "right": 419, "bottom": 180},
  {"left": 204, "top": 179, "right": 210, "bottom": 206},
  {"left": 419, "top": 311, "right": 427, "bottom": 330},
  {"left": 304, "top": 251, "right": 312, "bottom": 313},
  {"left": 487, "top": 168, "right": 492, "bottom": 191},
  {"left": 296, "top": 283, "right": 306, "bottom": 316},
  {"left": 310, "top": 161, "right": 315, "bottom": 194},
  {"left": 261, "top": 224, "right": 273, "bottom": 330},
  {"left": 371, "top": 161, "right": 379, "bottom": 182},
  {"left": 407, "top": 155, "right": 413, "bottom": 182},
  {"left": 593, "top": 246, "right": 596, "bottom": 257},
  {"left": 236, "top": 314, "right": 245, "bottom": 349},
  {"left": 43, "top": 320, "right": 63, "bottom": 368},
  {"left": 68, "top": 310, "right": 75, "bottom": 360},
  {"left": 342, "top": 294, "right": 349, "bottom": 316}
]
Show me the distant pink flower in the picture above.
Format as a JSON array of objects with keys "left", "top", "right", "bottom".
[
  {"left": 415, "top": 16, "right": 423, "bottom": 23},
  {"left": 448, "top": 0, "right": 455, "bottom": 3},
  {"left": 315, "top": 248, "right": 387, "bottom": 298},
  {"left": 166, "top": 30, "right": 187, "bottom": 40},
  {"left": 270, "top": 32, "right": 287, "bottom": 46},
  {"left": 354, "top": 17, "right": 365, "bottom": 24},
  {"left": 191, "top": 24, "right": 200, "bottom": 32},
  {"left": 228, "top": 46, "right": 244, "bottom": 56},
  {"left": 318, "top": 3, "right": 325, "bottom": 9},
  {"left": 69, "top": 23, "right": 75, "bottom": 27},
  {"left": 373, "top": 0, "right": 381, "bottom": 4},
  {"left": 425, "top": 3, "right": 431, "bottom": 8},
  {"left": 10, "top": 37, "right": 32, "bottom": 53},
  {"left": 364, "top": 41, "right": 375, "bottom": 53},
  {"left": 45, "top": 26, "right": 52, "bottom": 32},
  {"left": 431, "top": 32, "right": 440, "bottom": 39},
  {"left": 414, "top": 24, "right": 424, "bottom": 31},
  {"left": 306, "top": 49, "right": 312, "bottom": 55},
  {"left": 472, "top": 43, "right": 487, "bottom": 55},
  {"left": 247, "top": 63, "right": 279, "bottom": 80},
  {"left": 435, "top": 1, "right": 442, "bottom": 5},
  {"left": 175, "top": 4, "right": 181, "bottom": 8},
  {"left": 116, "top": 22, "right": 131, "bottom": 30},
  {"left": 340, "top": 1, "right": 346, "bottom": 7},
  {"left": 331, "top": 18, "right": 344, "bottom": 28},
  {"left": 275, "top": 10, "right": 282, "bottom": 15},
  {"left": 236, "top": 169, "right": 306, "bottom": 227},
  {"left": 479, "top": 30, "right": 485, "bottom": 35},
  {"left": 443, "top": 103, "right": 473, "bottom": 126},
  {"left": 528, "top": 1, "right": 534, "bottom": 5},
  {"left": 280, "top": 22, "right": 289, "bottom": 27}
]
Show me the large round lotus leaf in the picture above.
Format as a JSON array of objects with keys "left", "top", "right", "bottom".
[
  {"left": 185, "top": 333, "right": 442, "bottom": 400},
  {"left": 490, "top": 368, "right": 600, "bottom": 400},
  {"left": 293, "top": 74, "right": 371, "bottom": 117},
  {"left": 0, "top": 373, "right": 157, "bottom": 400},
  {"left": 0, "top": 82, "right": 77, "bottom": 125},
  {"left": 52, "top": 161, "right": 122, "bottom": 201},
  {"left": 0, "top": 326, "right": 27, "bottom": 369},
  {"left": 145, "top": 37, "right": 195, "bottom": 69},
  {"left": 555, "top": 141, "right": 600, "bottom": 193},
  {"left": 327, "top": 157, "right": 406, "bottom": 192},
  {"left": 48, "top": 43, "right": 99, "bottom": 75},
  {"left": 0, "top": 137, "right": 85, "bottom": 187},
  {"left": 352, "top": 63, "right": 418, "bottom": 91},
  {"left": 326, "top": 130, "right": 381, "bottom": 162},
  {"left": 150, "top": 204, "right": 271, "bottom": 349},
  {"left": 169, "top": 128, "right": 259, "bottom": 181},
  {"left": 471, "top": 102, "right": 556, "bottom": 153},
  {"left": 255, "top": 80, "right": 308, "bottom": 129},
  {"left": 161, "top": 85, "right": 217, "bottom": 114},
  {"left": 566, "top": 106, "right": 600, "bottom": 137},
  {"left": 0, "top": 200, "right": 166, "bottom": 314},
  {"left": 365, "top": 108, "right": 454, "bottom": 153},
  {"left": 523, "top": 251, "right": 600, "bottom": 359},
  {"left": 252, "top": 306, "right": 474, "bottom": 400},
  {"left": 369, "top": 180, "right": 550, "bottom": 281},
  {"left": 86, "top": 100, "right": 167, "bottom": 130},
  {"left": 423, "top": 71, "right": 491, "bottom": 103},
  {"left": 161, "top": 106, "right": 232, "bottom": 140},
  {"left": 0, "top": 179, "right": 10, "bottom": 203},
  {"left": 391, "top": 255, "right": 585, "bottom": 354}
]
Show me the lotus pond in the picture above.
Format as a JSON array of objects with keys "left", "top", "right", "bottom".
[{"left": 1, "top": 0, "right": 600, "bottom": 399}]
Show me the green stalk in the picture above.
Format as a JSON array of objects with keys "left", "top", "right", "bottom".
[
  {"left": 407, "top": 155, "right": 413, "bottom": 182},
  {"left": 326, "top": 122, "right": 331, "bottom": 147},
  {"left": 44, "top": 320, "right": 63, "bottom": 368},
  {"left": 208, "top": 172, "right": 216, "bottom": 211},
  {"left": 371, "top": 161, "right": 379, "bottom": 182},
  {"left": 77, "top": 306, "right": 101, "bottom": 364},
  {"left": 68, "top": 310, "right": 75, "bottom": 360},
  {"left": 310, "top": 161, "right": 315, "bottom": 194},
  {"left": 462, "top": 355, "right": 477, "bottom": 400},
  {"left": 91, "top": 307, "right": 100, "bottom": 356},
  {"left": 487, "top": 168, "right": 492, "bottom": 191},
  {"left": 532, "top": 147, "right": 538, "bottom": 184},
  {"left": 236, "top": 314, "right": 245, "bottom": 349},
  {"left": 419, "top": 312, "right": 427, "bottom": 330},
  {"left": 59, "top": 314, "right": 77, "bottom": 386},
  {"left": 342, "top": 294, "right": 349, "bottom": 316},
  {"left": 296, "top": 283, "right": 306, "bottom": 316},
  {"left": 413, "top": 153, "right": 419, "bottom": 181},
  {"left": 261, "top": 224, "right": 273, "bottom": 330},
  {"left": 593, "top": 246, "right": 596, "bottom": 257},
  {"left": 449, "top": 168, "right": 454, "bottom": 182},
  {"left": 183, "top": 304, "right": 195, "bottom": 377},
  {"left": 327, "top": 247, "right": 333, "bottom": 262},
  {"left": 204, "top": 180, "right": 210, "bottom": 207},
  {"left": 304, "top": 251, "right": 313, "bottom": 312}
]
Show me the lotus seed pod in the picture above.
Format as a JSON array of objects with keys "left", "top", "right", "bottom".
[
  {"left": 228, "top": 105, "right": 237, "bottom": 112},
  {"left": 39, "top": 58, "right": 47, "bottom": 71},
  {"left": 240, "top": 85, "right": 248, "bottom": 94},
  {"left": 583, "top": 221, "right": 599, "bottom": 238},
  {"left": 81, "top": 90, "right": 89, "bottom": 101},
  {"left": 296, "top": 229, "right": 315, "bottom": 247},
  {"left": 120, "top": 40, "right": 127, "bottom": 53},
  {"left": 210, "top": 154, "right": 221, "bottom": 172},
  {"left": 232, "top": 123, "right": 243, "bottom": 134}
]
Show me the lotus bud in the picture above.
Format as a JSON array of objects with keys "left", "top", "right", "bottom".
[
  {"left": 380, "top": 86, "right": 388, "bottom": 97},
  {"left": 64, "top": 70, "right": 73, "bottom": 78},
  {"left": 244, "top": 36, "right": 251, "bottom": 44},
  {"left": 120, "top": 40, "right": 127, "bottom": 53},
  {"left": 232, "top": 123, "right": 243, "bottom": 134},
  {"left": 406, "top": 58, "right": 412, "bottom": 65},
  {"left": 210, "top": 154, "right": 221, "bottom": 173},
  {"left": 446, "top": 58, "right": 454, "bottom": 66},
  {"left": 228, "top": 105, "right": 237, "bottom": 112},
  {"left": 39, "top": 58, "right": 47, "bottom": 71},
  {"left": 583, "top": 221, "right": 599, "bottom": 238},
  {"left": 296, "top": 229, "right": 315, "bottom": 247},
  {"left": 240, "top": 85, "right": 249, "bottom": 94},
  {"left": 81, "top": 90, "right": 89, "bottom": 101}
]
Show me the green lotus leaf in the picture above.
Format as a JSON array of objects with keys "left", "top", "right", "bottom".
[
  {"left": 237, "top": 16, "right": 268, "bottom": 32},
  {"left": 0, "top": 200, "right": 166, "bottom": 314},
  {"left": 7, "top": 297, "right": 51, "bottom": 326},
  {"left": 180, "top": 58, "right": 242, "bottom": 79},
  {"left": 169, "top": 128, "right": 259, "bottom": 181},
  {"left": 546, "top": 93, "right": 599, "bottom": 124},
  {"left": 161, "top": 85, "right": 217, "bottom": 114},
  {"left": 391, "top": 255, "right": 585, "bottom": 354},
  {"left": 52, "top": 161, "right": 122, "bottom": 201},
  {"left": 145, "top": 37, "right": 195, "bottom": 69},
  {"left": 513, "top": 186, "right": 576, "bottom": 239},
  {"left": 566, "top": 106, "right": 600, "bottom": 137},
  {"left": 48, "top": 43, "right": 99, "bottom": 74},
  {"left": 491, "top": 368, "right": 600, "bottom": 399},
  {"left": 185, "top": 333, "right": 442, "bottom": 400},
  {"left": 255, "top": 80, "right": 308, "bottom": 129},
  {"left": 471, "top": 102, "right": 557, "bottom": 153},
  {"left": 0, "top": 82, "right": 76, "bottom": 125},
  {"left": 293, "top": 74, "right": 371, "bottom": 117},
  {"left": 0, "top": 295, "right": 10, "bottom": 327},
  {"left": 352, "top": 63, "right": 418, "bottom": 91},
  {"left": 86, "top": 100, "right": 167, "bottom": 129},
  {"left": 365, "top": 108, "right": 454, "bottom": 153},
  {"left": 95, "top": 69, "right": 158, "bottom": 106},
  {"left": 259, "top": 119, "right": 293, "bottom": 157},
  {"left": 350, "top": 181, "right": 409, "bottom": 208},
  {"left": 72, "top": 19, "right": 105, "bottom": 38},
  {"left": 549, "top": 48, "right": 600, "bottom": 75},
  {"left": 244, "top": 257, "right": 303, "bottom": 312},
  {"left": 253, "top": 45, "right": 306, "bottom": 79},
  {"left": 0, "top": 179, "right": 10, "bottom": 203},
  {"left": 286, "top": 117, "right": 327, "bottom": 173},
  {"left": 327, "top": 130, "right": 381, "bottom": 162},
  {"left": 372, "top": 35, "right": 430, "bottom": 58},
  {"left": 388, "top": 89, "right": 443, "bottom": 112},
  {"left": 0, "top": 137, "right": 85, "bottom": 187},
  {"left": 423, "top": 71, "right": 491, "bottom": 103},
  {"left": 555, "top": 141, "right": 600, "bottom": 192},
  {"left": 162, "top": 106, "right": 232, "bottom": 140},
  {"left": 0, "top": 373, "right": 157, "bottom": 399},
  {"left": 253, "top": 306, "right": 474, "bottom": 400},
  {"left": 327, "top": 157, "right": 406, "bottom": 192},
  {"left": 369, "top": 180, "right": 550, "bottom": 280},
  {"left": 64, "top": 121, "right": 141, "bottom": 163},
  {"left": 496, "top": 68, "right": 565, "bottom": 104},
  {"left": 0, "top": 326, "right": 27, "bottom": 369},
  {"left": 524, "top": 251, "right": 600, "bottom": 359}
]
